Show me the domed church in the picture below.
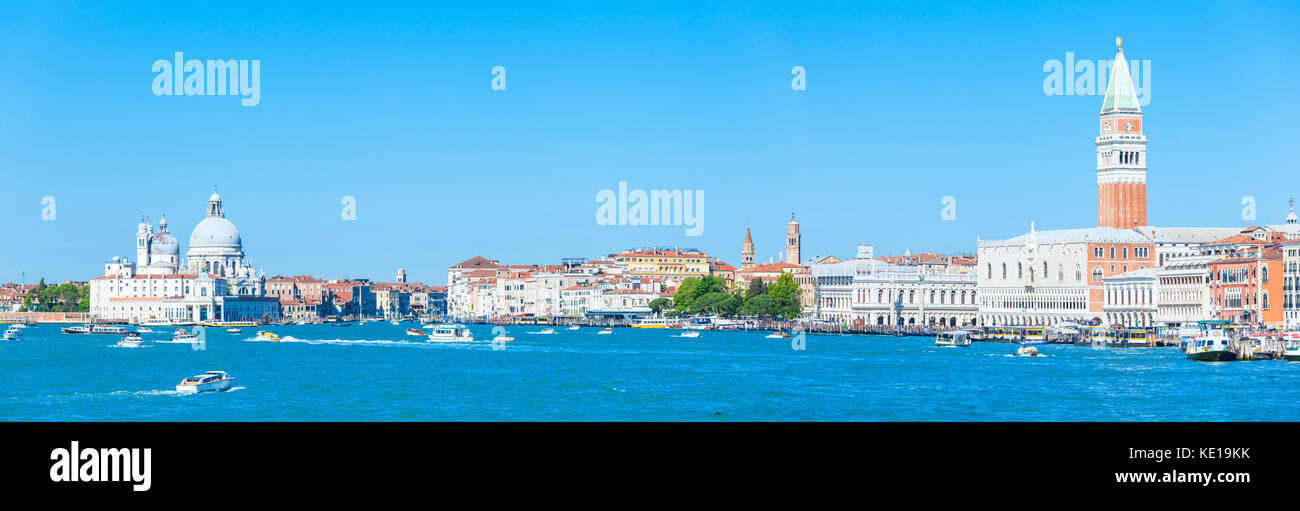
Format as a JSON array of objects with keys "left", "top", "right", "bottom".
[{"left": 90, "top": 190, "right": 276, "bottom": 324}]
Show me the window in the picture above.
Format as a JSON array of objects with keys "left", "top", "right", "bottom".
[
  {"left": 1110, "top": 247, "right": 1116, "bottom": 259},
  {"left": 1092, "top": 267, "right": 1103, "bottom": 282},
  {"left": 1001, "top": 263, "right": 1007, "bottom": 279},
  {"left": 1123, "top": 247, "right": 1129, "bottom": 259},
  {"left": 1017, "top": 263, "right": 1023, "bottom": 279},
  {"left": 1094, "top": 247, "right": 1103, "bottom": 258},
  {"left": 1075, "top": 265, "right": 1082, "bottom": 281}
]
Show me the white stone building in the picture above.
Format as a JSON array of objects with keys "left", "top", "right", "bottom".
[
  {"left": 811, "top": 246, "right": 977, "bottom": 329},
  {"left": 1155, "top": 255, "right": 1215, "bottom": 328},
  {"left": 1102, "top": 267, "right": 1158, "bottom": 327}
]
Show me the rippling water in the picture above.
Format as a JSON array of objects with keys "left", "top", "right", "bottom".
[{"left": 1, "top": 323, "right": 1296, "bottom": 421}]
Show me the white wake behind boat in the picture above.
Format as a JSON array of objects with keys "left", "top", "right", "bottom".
[
  {"left": 678, "top": 330, "right": 700, "bottom": 339},
  {"left": 175, "top": 371, "right": 234, "bottom": 394}
]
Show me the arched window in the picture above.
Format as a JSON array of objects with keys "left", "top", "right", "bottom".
[
  {"left": 1017, "top": 263, "right": 1023, "bottom": 279},
  {"left": 1075, "top": 264, "right": 1082, "bottom": 281},
  {"left": 1092, "top": 266, "right": 1103, "bottom": 282},
  {"left": 1057, "top": 264, "right": 1064, "bottom": 282},
  {"left": 1001, "top": 263, "right": 1007, "bottom": 279},
  {"left": 987, "top": 263, "right": 992, "bottom": 279}
]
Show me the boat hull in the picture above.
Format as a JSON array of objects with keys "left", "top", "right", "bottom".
[
  {"left": 176, "top": 379, "right": 232, "bottom": 394},
  {"left": 1187, "top": 350, "right": 1238, "bottom": 362}
]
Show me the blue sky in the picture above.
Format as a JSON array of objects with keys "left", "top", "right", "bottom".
[{"left": 1, "top": 1, "right": 1297, "bottom": 285}]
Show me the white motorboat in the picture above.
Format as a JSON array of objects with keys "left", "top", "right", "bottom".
[
  {"left": 2, "top": 326, "right": 22, "bottom": 341},
  {"left": 170, "top": 329, "right": 200, "bottom": 343},
  {"left": 116, "top": 331, "right": 143, "bottom": 347},
  {"left": 175, "top": 371, "right": 234, "bottom": 394},
  {"left": 935, "top": 330, "right": 972, "bottom": 347},
  {"left": 537, "top": 328, "right": 555, "bottom": 335},
  {"left": 678, "top": 330, "right": 700, "bottom": 339},
  {"left": 597, "top": 328, "right": 613, "bottom": 335},
  {"left": 492, "top": 334, "right": 515, "bottom": 343},
  {"left": 61, "top": 325, "right": 91, "bottom": 334},
  {"left": 91, "top": 325, "right": 129, "bottom": 335},
  {"left": 567, "top": 325, "right": 580, "bottom": 331},
  {"left": 1008, "top": 343, "right": 1040, "bottom": 356},
  {"left": 427, "top": 324, "right": 474, "bottom": 342},
  {"left": 135, "top": 327, "right": 155, "bottom": 334},
  {"left": 765, "top": 332, "right": 791, "bottom": 339}
]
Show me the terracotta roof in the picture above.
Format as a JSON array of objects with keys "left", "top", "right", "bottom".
[{"left": 452, "top": 256, "right": 501, "bottom": 270}]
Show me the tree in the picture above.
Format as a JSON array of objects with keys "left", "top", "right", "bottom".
[
  {"left": 745, "top": 278, "right": 767, "bottom": 299},
  {"left": 766, "top": 272, "right": 803, "bottom": 319},
  {"left": 648, "top": 297, "right": 672, "bottom": 315},
  {"left": 740, "top": 295, "right": 777, "bottom": 317}
]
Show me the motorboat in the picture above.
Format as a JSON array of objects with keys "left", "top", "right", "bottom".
[
  {"left": 390, "top": 319, "right": 400, "bottom": 325},
  {"left": 935, "top": 330, "right": 972, "bottom": 347},
  {"left": 175, "top": 371, "right": 234, "bottom": 394},
  {"left": 567, "top": 325, "right": 581, "bottom": 331},
  {"left": 1014, "top": 345, "right": 1041, "bottom": 357},
  {"left": 406, "top": 328, "right": 426, "bottom": 337},
  {"left": 492, "top": 334, "right": 515, "bottom": 343},
  {"left": 226, "top": 328, "right": 243, "bottom": 333},
  {"left": 171, "top": 329, "right": 200, "bottom": 343},
  {"left": 597, "top": 328, "right": 613, "bottom": 335},
  {"left": 116, "top": 331, "right": 143, "bottom": 347},
  {"left": 256, "top": 331, "right": 281, "bottom": 342},
  {"left": 765, "top": 332, "right": 791, "bottom": 339},
  {"left": 678, "top": 330, "right": 700, "bottom": 339},
  {"left": 427, "top": 324, "right": 474, "bottom": 342},
  {"left": 90, "top": 325, "right": 129, "bottom": 335},
  {"left": 2, "top": 326, "right": 22, "bottom": 341},
  {"left": 135, "top": 327, "right": 155, "bottom": 334},
  {"left": 198, "top": 320, "right": 258, "bottom": 328},
  {"left": 537, "top": 328, "right": 555, "bottom": 335},
  {"left": 61, "top": 325, "right": 91, "bottom": 334}
]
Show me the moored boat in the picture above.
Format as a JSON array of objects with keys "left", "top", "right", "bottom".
[
  {"left": 175, "top": 371, "right": 234, "bottom": 394},
  {"left": 1283, "top": 332, "right": 1300, "bottom": 361},
  {"left": 1184, "top": 320, "right": 1237, "bottom": 362},
  {"left": 631, "top": 318, "right": 667, "bottom": 329}
]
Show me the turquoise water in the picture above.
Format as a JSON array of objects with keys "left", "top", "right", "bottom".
[{"left": 1, "top": 323, "right": 1297, "bottom": 421}]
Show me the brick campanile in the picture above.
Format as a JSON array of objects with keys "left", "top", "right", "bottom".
[{"left": 1096, "top": 37, "right": 1147, "bottom": 229}]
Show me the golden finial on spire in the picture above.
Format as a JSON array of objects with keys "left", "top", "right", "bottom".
[{"left": 1116, "top": 36, "right": 1123, "bottom": 49}]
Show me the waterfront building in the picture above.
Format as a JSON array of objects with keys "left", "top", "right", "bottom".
[
  {"left": 1283, "top": 240, "right": 1300, "bottom": 329},
  {"left": 1102, "top": 267, "right": 1158, "bottom": 327},
  {"left": 1208, "top": 246, "right": 1283, "bottom": 327},
  {"left": 811, "top": 247, "right": 977, "bottom": 329},
  {"left": 89, "top": 191, "right": 276, "bottom": 323},
  {"left": 734, "top": 261, "right": 815, "bottom": 308},
  {"left": 1155, "top": 255, "right": 1215, "bottom": 329},
  {"left": 877, "top": 251, "right": 978, "bottom": 275},
  {"left": 610, "top": 248, "right": 709, "bottom": 283},
  {"left": 708, "top": 258, "right": 737, "bottom": 287},
  {"left": 976, "top": 224, "right": 1155, "bottom": 326},
  {"left": 323, "top": 280, "right": 376, "bottom": 318},
  {"left": 1096, "top": 37, "right": 1147, "bottom": 229}
]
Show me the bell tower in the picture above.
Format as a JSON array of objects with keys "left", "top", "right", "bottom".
[
  {"left": 741, "top": 225, "right": 755, "bottom": 268},
  {"left": 1096, "top": 36, "right": 1147, "bottom": 229},
  {"left": 786, "top": 213, "right": 801, "bottom": 265}
]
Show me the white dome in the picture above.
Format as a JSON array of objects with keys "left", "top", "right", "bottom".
[
  {"left": 150, "top": 231, "right": 180, "bottom": 255},
  {"left": 190, "top": 217, "right": 241, "bottom": 248},
  {"left": 209, "top": 192, "right": 222, "bottom": 202}
]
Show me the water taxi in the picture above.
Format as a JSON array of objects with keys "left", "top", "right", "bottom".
[
  {"left": 935, "top": 330, "right": 971, "bottom": 347},
  {"left": 61, "top": 325, "right": 91, "bottom": 334},
  {"left": 90, "top": 325, "right": 129, "bottom": 335},
  {"left": 116, "top": 331, "right": 143, "bottom": 347},
  {"left": 631, "top": 318, "right": 668, "bottom": 329},
  {"left": 678, "top": 330, "right": 700, "bottom": 339},
  {"left": 256, "top": 331, "right": 281, "bottom": 342},
  {"left": 171, "top": 329, "right": 200, "bottom": 343},
  {"left": 406, "top": 328, "right": 426, "bottom": 337},
  {"left": 1120, "top": 329, "right": 1152, "bottom": 347},
  {"left": 427, "top": 324, "right": 474, "bottom": 342},
  {"left": 597, "top": 328, "right": 613, "bottom": 335},
  {"left": 3, "top": 325, "right": 22, "bottom": 340},
  {"left": 1014, "top": 345, "right": 1042, "bottom": 357},
  {"left": 175, "top": 371, "right": 234, "bottom": 394},
  {"left": 198, "top": 320, "right": 258, "bottom": 328}
]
